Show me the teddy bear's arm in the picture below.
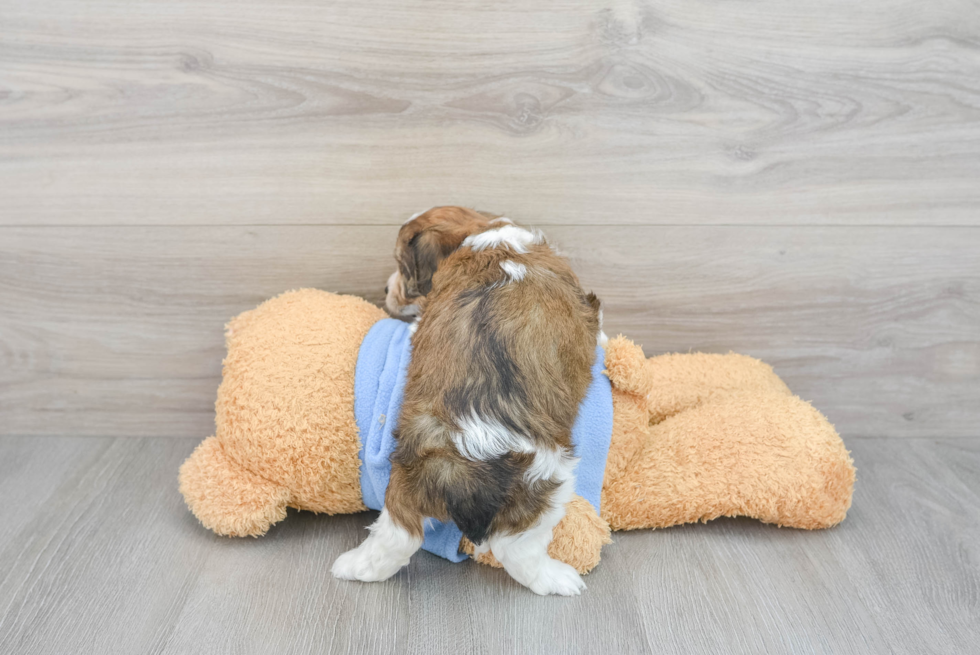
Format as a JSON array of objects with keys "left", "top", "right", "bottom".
[
  {"left": 643, "top": 352, "right": 792, "bottom": 424},
  {"left": 603, "top": 336, "right": 795, "bottom": 425}
]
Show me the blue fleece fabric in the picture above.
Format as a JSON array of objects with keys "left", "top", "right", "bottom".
[{"left": 354, "top": 318, "right": 613, "bottom": 562}]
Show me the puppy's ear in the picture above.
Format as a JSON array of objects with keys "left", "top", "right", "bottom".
[
  {"left": 396, "top": 224, "right": 470, "bottom": 297},
  {"left": 403, "top": 230, "right": 444, "bottom": 296}
]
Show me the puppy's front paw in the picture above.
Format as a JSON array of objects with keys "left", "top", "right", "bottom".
[
  {"left": 331, "top": 543, "right": 404, "bottom": 582},
  {"left": 528, "top": 559, "right": 587, "bottom": 596}
]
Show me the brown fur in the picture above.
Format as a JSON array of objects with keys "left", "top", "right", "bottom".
[
  {"left": 383, "top": 210, "right": 601, "bottom": 544},
  {"left": 386, "top": 207, "right": 494, "bottom": 316}
]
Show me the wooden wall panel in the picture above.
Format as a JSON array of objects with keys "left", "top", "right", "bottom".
[
  {"left": 1, "top": 225, "right": 976, "bottom": 438},
  {"left": 2, "top": 0, "right": 979, "bottom": 227},
  {"left": 2, "top": 0, "right": 978, "bottom": 440}
]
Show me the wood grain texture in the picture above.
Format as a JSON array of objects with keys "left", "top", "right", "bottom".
[
  {"left": 1, "top": 225, "right": 977, "bottom": 439},
  {"left": 2, "top": 0, "right": 980, "bottom": 226},
  {"left": 1, "top": 1, "right": 977, "bottom": 649},
  {"left": 0, "top": 436, "right": 977, "bottom": 654}
]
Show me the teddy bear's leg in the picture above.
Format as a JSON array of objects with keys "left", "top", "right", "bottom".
[
  {"left": 179, "top": 436, "right": 292, "bottom": 537},
  {"left": 602, "top": 341, "right": 795, "bottom": 485},
  {"left": 601, "top": 393, "right": 855, "bottom": 531}
]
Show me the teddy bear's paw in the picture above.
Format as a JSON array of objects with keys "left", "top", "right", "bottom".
[{"left": 528, "top": 559, "right": 587, "bottom": 596}]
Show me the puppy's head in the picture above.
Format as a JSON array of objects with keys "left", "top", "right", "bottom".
[{"left": 386, "top": 206, "right": 493, "bottom": 317}]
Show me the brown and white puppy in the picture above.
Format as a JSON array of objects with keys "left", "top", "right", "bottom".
[{"left": 333, "top": 207, "right": 603, "bottom": 595}]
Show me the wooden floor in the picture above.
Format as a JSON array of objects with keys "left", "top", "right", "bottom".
[{"left": 0, "top": 436, "right": 976, "bottom": 654}]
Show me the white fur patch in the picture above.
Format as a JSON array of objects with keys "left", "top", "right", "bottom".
[
  {"left": 462, "top": 225, "right": 543, "bottom": 254},
  {"left": 452, "top": 415, "right": 578, "bottom": 488},
  {"left": 490, "top": 217, "right": 513, "bottom": 224},
  {"left": 524, "top": 447, "right": 577, "bottom": 484},
  {"left": 500, "top": 260, "right": 527, "bottom": 282},
  {"left": 488, "top": 476, "right": 585, "bottom": 596},
  {"left": 597, "top": 308, "right": 608, "bottom": 347},
  {"left": 451, "top": 414, "right": 534, "bottom": 461},
  {"left": 332, "top": 508, "right": 423, "bottom": 582}
]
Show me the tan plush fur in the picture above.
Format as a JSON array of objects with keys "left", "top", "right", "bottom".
[
  {"left": 179, "top": 289, "right": 855, "bottom": 572},
  {"left": 179, "top": 290, "right": 386, "bottom": 536},
  {"left": 599, "top": 339, "right": 854, "bottom": 531}
]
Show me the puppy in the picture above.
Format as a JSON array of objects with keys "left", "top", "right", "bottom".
[{"left": 334, "top": 207, "right": 602, "bottom": 595}]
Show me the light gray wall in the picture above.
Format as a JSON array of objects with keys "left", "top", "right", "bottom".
[{"left": 2, "top": 0, "right": 978, "bottom": 438}]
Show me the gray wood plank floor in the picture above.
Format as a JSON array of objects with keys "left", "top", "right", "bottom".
[{"left": 0, "top": 436, "right": 976, "bottom": 655}]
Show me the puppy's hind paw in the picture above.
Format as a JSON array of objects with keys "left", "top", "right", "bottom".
[{"left": 529, "top": 559, "right": 587, "bottom": 596}]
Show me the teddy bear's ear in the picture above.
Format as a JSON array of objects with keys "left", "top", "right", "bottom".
[{"left": 603, "top": 337, "right": 652, "bottom": 398}]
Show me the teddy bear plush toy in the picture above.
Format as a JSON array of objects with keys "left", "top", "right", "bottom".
[{"left": 179, "top": 289, "right": 855, "bottom": 574}]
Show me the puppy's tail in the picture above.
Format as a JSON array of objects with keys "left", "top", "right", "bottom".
[
  {"left": 585, "top": 291, "right": 607, "bottom": 346},
  {"left": 443, "top": 456, "right": 522, "bottom": 545},
  {"left": 585, "top": 292, "right": 601, "bottom": 315}
]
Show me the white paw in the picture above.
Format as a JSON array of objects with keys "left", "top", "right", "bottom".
[
  {"left": 528, "top": 559, "right": 587, "bottom": 596},
  {"left": 331, "top": 543, "right": 404, "bottom": 582}
]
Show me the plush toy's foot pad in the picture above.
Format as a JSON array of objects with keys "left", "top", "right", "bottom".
[{"left": 179, "top": 436, "right": 291, "bottom": 537}]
